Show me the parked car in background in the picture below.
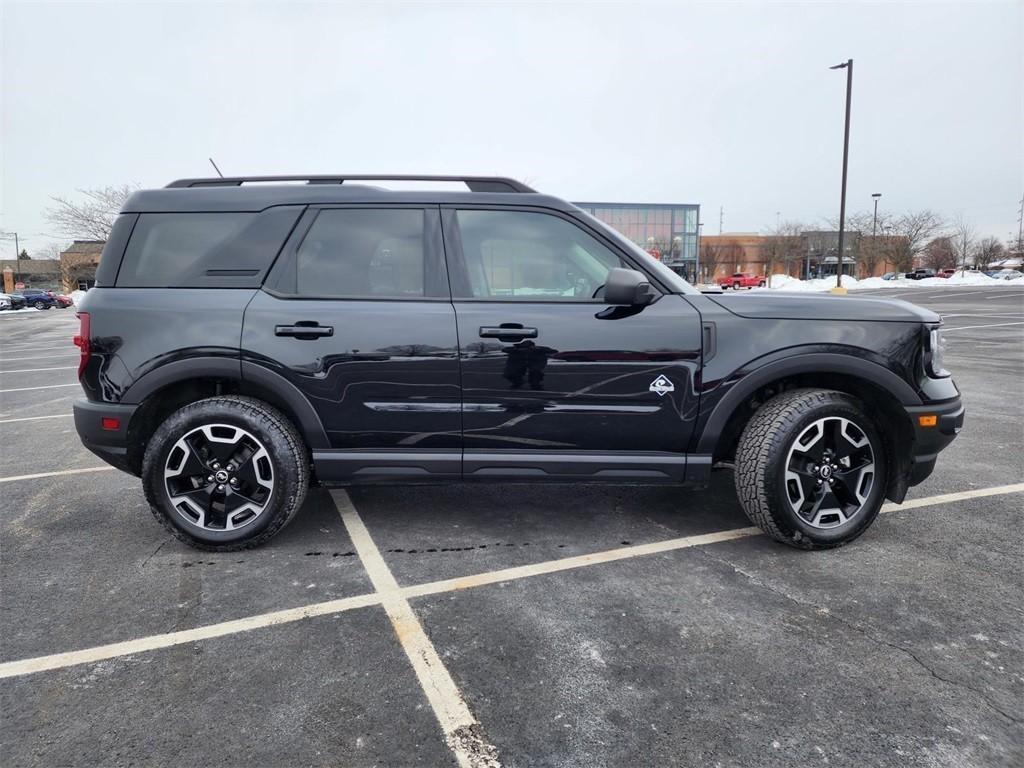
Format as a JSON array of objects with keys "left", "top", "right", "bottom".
[
  {"left": 936, "top": 269, "right": 956, "bottom": 279},
  {"left": 881, "top": 272, "right": 898, "bottom": 280},
  {"left": 905, "top": 268, "right": 937, "bottom": 280},
  {"left": 0, "top": 292, "right": 28, "bottom": 310},
  {"left": 53, "top": 294, "right": 74, "bottom": 308},
  {"left": 716, "top": 272, "right": 766, "bottom": 289},
  {"left": 0, "top": 295, "right": 9, "bottom": 310},
  {"left": 15, "top": 289, "right": 57, "bottom": 310},
  {"left": 990, "top": 269, "right": 1023, "bottom": 281}
]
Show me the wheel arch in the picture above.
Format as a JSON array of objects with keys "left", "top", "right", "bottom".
[
  {"left": 121, "top": 357, "right": 328, "bottom": 475},
  {"left": 698, "top": 354, "right": 918, "bottom": 501}
]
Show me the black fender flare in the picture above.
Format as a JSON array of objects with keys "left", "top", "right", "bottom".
[
  {"left": 121, "top": 356, "right": 329, "bottom": 449},
  {"left": 695, "top": 352, "right": 921, "bottom": 455}
]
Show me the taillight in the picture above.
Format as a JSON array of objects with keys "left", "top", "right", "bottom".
[{"left": 73, "top": 312, "right": 91, "bottom": 378}]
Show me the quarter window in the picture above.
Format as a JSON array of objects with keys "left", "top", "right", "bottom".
[
  {"left": 455, "top": 210, "right": 625, "bottom": 301},
  {"left": 295, "top": 209, "right": 426, "bottom": 298},
  {"left": 117, "top": 213, "right": 253, "bottom": 287}
]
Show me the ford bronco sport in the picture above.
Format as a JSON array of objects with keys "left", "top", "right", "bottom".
[{"left": 73, "top": 175, "right": 964, "bottom": 551}]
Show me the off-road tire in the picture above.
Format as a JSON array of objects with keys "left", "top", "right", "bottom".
[
  {"left": 734, "top": 388, "right": 887, "bottom": 550},
  {"left": 142, "top": 396, "right": 309, "bottom": 551}
]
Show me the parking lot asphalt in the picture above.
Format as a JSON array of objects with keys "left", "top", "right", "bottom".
[{"left": 1, "top": 287, "right": 1022, "bottom": 768}]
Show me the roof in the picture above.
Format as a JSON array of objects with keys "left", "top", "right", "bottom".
[
  {"left": 61, "top": 241, "right": 105, "bottom": 255},
  {"left": 0, "top": 259, "right": 61, "bottom": 273},
  {"left": 121, "top": 175, "right": 572, "bottom": 214},
  {"left": 124, "top": 184, "right": 575, "bottom": 214}
]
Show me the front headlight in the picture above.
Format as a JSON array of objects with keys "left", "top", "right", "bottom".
[{"left": 926, "top": 326, "right": 948, "bottom": 378}]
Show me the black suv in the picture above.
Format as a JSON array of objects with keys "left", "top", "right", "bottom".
[{"left": 73, "top": 175, "right": 964, "bottom": 551}]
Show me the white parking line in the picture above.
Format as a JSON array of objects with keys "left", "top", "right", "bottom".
[
  {"left": 986, "top": 293, "right": 1024, "bottom": 300},
  {"left": 0, "top": 466, "right": 114, "bottom": 484},
  {"left": 0, "top": 345, "right": 78, "bottom": 354},
  {"left": 0, "top": 366, "right": 78, "bottom": 374},
  {"left": 332, "top": 489, "right": 500, "bottom": 768},
  {"left": 0, "top": 481, "right": 1020, "bottom": 683},
  {"left": 0, "top": 383, "right": 79, "bottom": 393},
  {"left": 940, "top": 321, "right": 1024, "bottom": 333},
  {"left": 0, "top": 354, "right": 80, "bottom": 363},
  {"left": 925, "top": 290, "right": 988, "bottom": 299},
  {"left": 0, "top": 413, "right": 72, "bottom": 424}
]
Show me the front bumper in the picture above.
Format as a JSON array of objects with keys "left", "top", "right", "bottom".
[
  {"left": 903, "top": 396, "right": 965, "bottom": 486},
  {"left": 73, "top": 398, "right": 139, "bottom": 475}
]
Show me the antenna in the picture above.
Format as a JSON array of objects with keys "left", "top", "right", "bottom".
[{"left": 208, "top": 158, "right": 224, "bottom": 178}]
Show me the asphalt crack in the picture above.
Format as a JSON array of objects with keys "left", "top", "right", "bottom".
[{"left": 696, "top": 546, "right": 1022, "bottom": 726}]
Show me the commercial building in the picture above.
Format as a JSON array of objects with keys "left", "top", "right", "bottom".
[
  {"left": 0, "top": 258, "right": 61, "bottom": 292},
  {"left": 575, "top": 202, "right": 701, "bottom": 281},
  {"left": 59, "top": 240, "right": 104, "bottom": 291},
  {"left": 700, "top": 231, "right": 904, "bottom": 281}
]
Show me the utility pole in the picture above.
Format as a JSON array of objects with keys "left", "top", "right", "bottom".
[
  {"left": 719, "top": 206, "right": 723, "bottom": 235},
  {"left": 830, "top": 58, "right": 853, "bottom": 292},
  {"left": 14, "top": 232, "right": 20, "bottom": 284},
  {"left": 1017, "top": 195, "right": 1023, "bottom": 256}
]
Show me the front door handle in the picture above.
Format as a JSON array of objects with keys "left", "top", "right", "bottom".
[
  {"left": 479, "top": 325, "right": 538, "bottom": 340},
  {"left": 275, "top": 322, "right": 334, "bottom": 340}
]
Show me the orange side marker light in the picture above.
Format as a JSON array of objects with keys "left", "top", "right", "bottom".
[{"left": 918, "top": 415, "right": 937, "bottom": 428}]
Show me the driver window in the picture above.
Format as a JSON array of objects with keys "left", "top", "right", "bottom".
[{"left": 455, "top": 210, "right": 625, "bottom": 300}]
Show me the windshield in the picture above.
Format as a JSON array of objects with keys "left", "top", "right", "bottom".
[{"left": 572, "top": 209, "right": 699, "bottom": 295}]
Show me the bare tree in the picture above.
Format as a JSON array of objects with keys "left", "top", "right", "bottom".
[
  {"left": 45, "top": 185, "right": 138, "bottom": 241},
  {"left": 889, "top": 210, "right": 944, "bottom": 272},
  {"left": 949, "top": 214, "right": 976, "bottom": 273},
  {"left": 843, "top": 210, "right": 896, "bottom": 277},
  {"left": 922, "top": 236, "right": 957, "bottom": 270},
  {"left": 699, "top": 242, "right": 744, "bottom": 282},
  {"left": 60, "top": 251, "right": 98, "bottom": 292},
  {"left": 975, "top": 237, "right": 1005, "bottom": 267},
  {"left": 761, "top": 221, "right": 806, "bottom": 284}
]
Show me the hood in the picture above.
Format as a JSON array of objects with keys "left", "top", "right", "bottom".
[{"left": 707, "top": 292, "right": 940, "bottom": 323}]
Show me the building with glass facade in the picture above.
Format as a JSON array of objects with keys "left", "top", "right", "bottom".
[{"left": 574, "top": 202, "right": 701, "bottom": 280}]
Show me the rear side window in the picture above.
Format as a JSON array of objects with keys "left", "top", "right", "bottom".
[
  {"left": 116, "top": 208, "right": 301, "bottom": 288},
  {"left": 292, "top": 209, "right": 426, "bottom": 298}
]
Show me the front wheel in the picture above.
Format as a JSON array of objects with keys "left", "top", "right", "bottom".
[
  {"left": 141, "top": 396, "right": 310, "bottom": 550},
  {"left": 734, "top": 389, "right": 887, "bottom": 549}
]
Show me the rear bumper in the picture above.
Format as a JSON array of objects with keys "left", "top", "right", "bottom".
[
  {"left": 903, "top": 396, "right": 964, "bottom": 487},
  {"left": 73, "top": 399, "right": 139, "bottom": 475}
]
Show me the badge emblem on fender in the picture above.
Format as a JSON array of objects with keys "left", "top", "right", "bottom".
[{"left": 649, "top": 375, "right": 674, "bottom": 396}]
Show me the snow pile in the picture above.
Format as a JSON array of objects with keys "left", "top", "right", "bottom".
[
  {"left": 759, "top": 270, "right": 1008, "bottom": 292},
  {"left": 69, "top": 290, "right": 88, "bottom": 305},
  {"left": 761, "top": 274, "right": 861, "bottom": 292},
  {"left": 0, "top": 307, "right": 41, "bottom": 316}
]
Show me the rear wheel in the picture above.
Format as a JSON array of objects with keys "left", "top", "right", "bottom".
[
  {"left": 33, "top": 300, "right": 46, "bottom": 310},
  {"left": 141, "top": 396, "right": 309, "bottom": 550},
  {"left": 734, "top": 389, "right": 887, "bottom": 549}
]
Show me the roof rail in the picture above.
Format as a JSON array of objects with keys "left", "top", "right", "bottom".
[{"left": 165, "top": 174, "right": 536, "bottom": 193}]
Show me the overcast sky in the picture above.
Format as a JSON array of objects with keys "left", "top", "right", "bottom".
[{"left": 2, "top": 1, "right": 1021, "bottom": 256}]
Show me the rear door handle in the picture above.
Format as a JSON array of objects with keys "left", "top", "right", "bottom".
[
  {"left": 479, "top": 325, "right": 538, "bottom": 340},
  {"left": 275, "top": 322, "right": 334, "bottom": 339}
]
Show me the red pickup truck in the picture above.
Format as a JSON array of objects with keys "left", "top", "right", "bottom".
[{"left": 716, "top": 272, "right": 766, "bottom": 289}]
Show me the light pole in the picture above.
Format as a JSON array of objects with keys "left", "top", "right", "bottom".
[
  {"left": 871, "top": 193, "right": 881, "bottom": 278},
  {"left": 830, "top": 59, "right": 853, "bottom": 292},
  {"left": 696, "top": 220, "right": 704, "bottom": 283}
]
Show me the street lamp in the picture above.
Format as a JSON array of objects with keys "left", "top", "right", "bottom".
[
  {"left": 871, "top": 193, "right": 881, "bottom": 277},
  {"left": 830, "top": 59, "right": 853, "bottom": 292}
]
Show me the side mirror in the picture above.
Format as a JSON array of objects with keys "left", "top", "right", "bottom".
[{"left": 603, "top": 268, "right": 656, "bottom": 306}]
